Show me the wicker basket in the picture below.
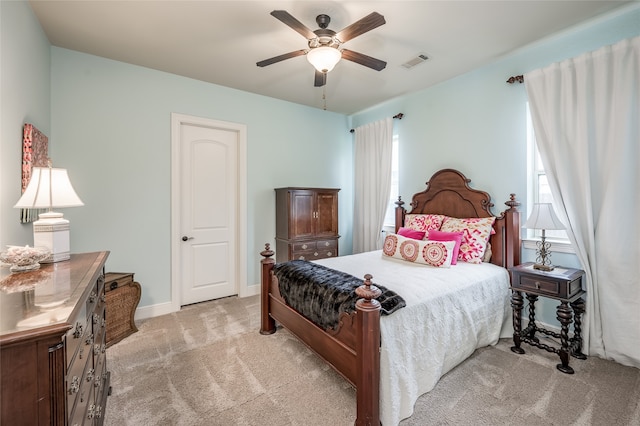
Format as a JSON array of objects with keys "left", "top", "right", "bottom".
[{"left": 105, "top": 272, "right": 141, "bottom": 347}]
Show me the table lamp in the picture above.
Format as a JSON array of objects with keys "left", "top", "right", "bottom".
[
  {"left": 524, "top": 203, "right": 565, "bottom": 271},
  {"left": 14, "top": 162, "right": 84, "bottom": 262}
]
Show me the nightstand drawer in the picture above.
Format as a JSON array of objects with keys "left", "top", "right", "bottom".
[
  {"left": 510, "top": 263, "right": 584, "bottom": 300},
  {"left": 517, "top": 275, "right": 559, "bottom": 296}
]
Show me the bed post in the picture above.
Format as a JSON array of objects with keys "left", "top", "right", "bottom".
[
  {"left": 503, "top": 194, "right": 521, "bottom": 269},
  {"left": 355, "top": 274, "right": 382, "bottom": 426},
  {"left": 260, "top": 243, "right": 276, "bottom": 335},
  {"left": 394, "top": 196, "right": 406, "bottom": 233}
]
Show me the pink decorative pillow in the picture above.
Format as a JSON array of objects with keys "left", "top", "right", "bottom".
[
  {"left": 404, "top": 214, "right": 445, "bottom": 233},
  {"left": 427, "top": 229, "right": 464, "bottom": 265},
  {"left": 383, "top": 233, "right": 455, "bottom": 268},
  {"left": 440, "top": 217, "right": 496, "bottom": 264},
  {"left": 397, "top": 227, "right": 426, "bottom": 240}
]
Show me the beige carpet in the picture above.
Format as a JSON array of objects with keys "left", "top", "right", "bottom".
[{"left": 104, "top": 295, "right": 640, "bottom": 426}]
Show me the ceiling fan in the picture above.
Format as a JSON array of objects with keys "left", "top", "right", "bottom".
[{"left": 257, "top": 10, "right": 387, "bottom": 87}]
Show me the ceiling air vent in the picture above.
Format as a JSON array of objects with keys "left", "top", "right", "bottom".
[{"left": 402, "top": 54, "right": 429, "bottom": 69}]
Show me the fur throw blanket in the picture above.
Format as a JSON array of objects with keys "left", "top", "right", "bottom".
[{"left": 273, "top": 260, "right": 406, "bottom": 330}]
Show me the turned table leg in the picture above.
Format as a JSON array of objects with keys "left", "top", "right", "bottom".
[
  {"left": 570, "top": 297, "right": 587, "bottom": 360},
  {"left": 525, "top": 294, "right": 540, "bottom": 342},
  {"left": 510, "top": 290, "right": 525, "bottom": 354},
  {"left": 556, "top": 301, "right": 574, "bottom": 374}
]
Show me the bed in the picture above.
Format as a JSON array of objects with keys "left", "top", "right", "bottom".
[{"left": 259, "top": 168, "right": 521, "bottom": 425}]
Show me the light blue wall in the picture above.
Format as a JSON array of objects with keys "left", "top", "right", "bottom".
[
  {"left": 350, "top": 4, "right": 640, "bottom": 325},
  {"left": 0, "top": 0, "right": 51, "bottom": 247},
  {"left": 3, "top": 1, "right": 639, "bottom": 319},
  {"left": 351, "top": 4, "right": 640, "bottom": 213},
  {"left": 50, "top": 48, "right": 352, "bottom": 308}
]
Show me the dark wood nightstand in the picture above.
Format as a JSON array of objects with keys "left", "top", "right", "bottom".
[{"left": 509, "top": 262, "right": 586, "bottom": 374}]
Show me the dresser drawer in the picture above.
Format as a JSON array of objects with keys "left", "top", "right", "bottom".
[
  {"left": 291, "top": 250, "right": 318, "bottom": 261},
  {"left": 316, "top": 239, "right": 337, "bottom": 250},
  {"left": 291, "top": 241, "right": 317, "bottom": 252},
  {"left": 66, "top": 309, "right": 90, "bottom": 369},
  {"left": 69, "top": 382, "right": 94, "bottom": 426},
  {"left": 86, "top": 287, "right": 100, "bottom": 320},
  {"left": 292, "top": 249, "right": 337, "bottom": 261},
  {"left": 67, "top": 353, "right": 93, "bottom": 420}
]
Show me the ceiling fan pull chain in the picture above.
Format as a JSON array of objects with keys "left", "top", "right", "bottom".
[{"left": 323, "top": 86, "right": 327, "bottom": 110}]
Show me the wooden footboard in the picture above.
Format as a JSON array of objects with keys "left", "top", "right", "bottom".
[{"left": 260, "top": 244, "right": 381, "bottom": 425}]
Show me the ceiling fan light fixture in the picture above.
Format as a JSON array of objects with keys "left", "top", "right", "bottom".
[{"left": 307, "top": 46, "right": 342, "bottom": 73}]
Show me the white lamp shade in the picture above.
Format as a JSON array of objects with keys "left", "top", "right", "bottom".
[
  {"left": 524, "top": 203, "right": 565, "bottom": 230},
  {"left": 307, "top": 46, "right": 342, "bottom": 73},
  {"left": 14, "top": 167, "right": 84, "bottom": 209}
]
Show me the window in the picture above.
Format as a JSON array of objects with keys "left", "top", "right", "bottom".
[
  {"left": 383, "top": 134, "right": 399, "bottom": 227},
  {"left": 526, "top": 104, "right": 569, "bottom": 242}
]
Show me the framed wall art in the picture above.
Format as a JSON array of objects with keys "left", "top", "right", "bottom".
[{"left": 20, "top": 123, "right": 49, "bottom": 223}]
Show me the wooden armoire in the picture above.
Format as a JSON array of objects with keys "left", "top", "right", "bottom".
[{"left": 275, "top": 187, "right": 340, "bottom": 262}]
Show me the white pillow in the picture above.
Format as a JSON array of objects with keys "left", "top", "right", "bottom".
[{"left": 382, "top": 233, "right": 456, "bottom": 268}]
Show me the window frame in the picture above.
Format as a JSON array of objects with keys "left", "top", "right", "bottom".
[{"left": 525, "top": 104, "right": 573, "bottom": 253}]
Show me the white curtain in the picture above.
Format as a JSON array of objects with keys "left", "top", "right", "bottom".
[
  {"left": 525, "top": 36, "right": 640, "bottom": 368},
  {"left": 353, "top": 117, "right": 394, "bottom": 253}
]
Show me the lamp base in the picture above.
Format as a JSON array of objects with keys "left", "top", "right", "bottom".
[
  {"left": 33, "top": 211, "right": 71, "bottom": 263},
  {"left": 533, "top": 263, "right": 555, "bottom": 272}
]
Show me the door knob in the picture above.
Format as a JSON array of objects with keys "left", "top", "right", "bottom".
[{"left": 182, "top": 236, "right": 194, "bottom": 241}]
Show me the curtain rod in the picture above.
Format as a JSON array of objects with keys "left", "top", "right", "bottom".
[
  {"left": 350, "top": 113, "right": 404, "bottom": 133},
  {"left": 506, "top": 75, "right": 524, "bottom": 84}
]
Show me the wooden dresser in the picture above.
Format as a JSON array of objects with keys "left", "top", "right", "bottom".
[
  {"left": 0, "top": 251, "right": 110, "bottom": 425},
  {"left": 275, "top": 187, "right": 340, "bottom": 263}
]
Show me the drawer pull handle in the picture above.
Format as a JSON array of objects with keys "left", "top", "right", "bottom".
[
  {"left": 314, "top": 252, "right": 319, "bottom": 256},
  {"left": 87, "top": 404, "right": 96, "bottom": 419},
  {"left": 324, "top": 242, "right": 330, "bottom": 246},
  {"left": 68, "top": 376, "right": 80, "bottom": 394},
  {"left": 86, "top": 368, "right": 95, "bottom": 382},
  {"left": 327, "top": 252, "right": 332, "bottom": 256},
  {"left": 89, "top": 291, "right": 97, "bottom": 303},
  {"left": 535, "top": 281, "right": 540, "bottom": 289},
  {"left": 302, "top": 244, "right": 308, "bottom": 249},
  {"left": 298, "top": 256, "right": 305, "bottom": 260},
  {"left": 73, "top": 322, "right": 83, "bottom": 339},
  {"left": 85, "top": 333, "right": 94, "bottom": 345}
]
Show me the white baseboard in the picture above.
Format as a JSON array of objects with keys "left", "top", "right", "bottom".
[
  {"left": 134, "top": 283, "right": 261, "bottom": 321},
  {"left": 134, "top": 301, "right": 177, "bottom": 321}
]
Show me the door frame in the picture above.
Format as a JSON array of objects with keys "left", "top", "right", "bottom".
[{"left": 170, "top": 113, "right": 248, "bottom": 312}]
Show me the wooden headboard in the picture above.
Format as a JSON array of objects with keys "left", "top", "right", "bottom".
[{"left": 394, "top": 169, "right": 521, "bottom": 268}]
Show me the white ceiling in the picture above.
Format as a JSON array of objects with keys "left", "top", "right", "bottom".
[{"left": 29, "top": 1, "right": 632, "bottom": 114}]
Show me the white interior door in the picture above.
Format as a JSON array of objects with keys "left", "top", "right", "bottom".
[{"left": 178, "top": 121, "right": 238, "bottom": 305}]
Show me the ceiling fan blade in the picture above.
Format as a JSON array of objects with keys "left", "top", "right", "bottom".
[
  {"left": 271, "top": 10, "right": 316, "bottom": 39},
  {"left": 341, "top": 49, "right": 387, "bottom": 71},
  {"left": 335, "top": 12, "right": 385, "bottom": 43},
  {"left": 257, "top": 49, "right": 307, "bottom": 67},
  {"left": 314, "top": 70, "right": 327, "bottom": 87}
]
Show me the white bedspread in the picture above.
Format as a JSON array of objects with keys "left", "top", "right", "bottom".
[{"left": 315, "top": 250, "right": 511, "bottom": 425}]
